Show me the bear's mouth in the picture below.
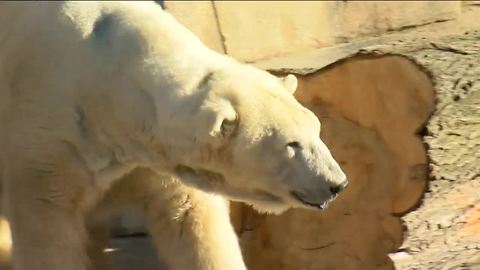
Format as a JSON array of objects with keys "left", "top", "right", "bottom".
[{"left": 290, "top": 191, "right": 329, "bottom": 210}]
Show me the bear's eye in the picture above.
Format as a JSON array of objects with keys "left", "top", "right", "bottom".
[{"left": 286, "top": 141, "right": 302, "bottom": 149}]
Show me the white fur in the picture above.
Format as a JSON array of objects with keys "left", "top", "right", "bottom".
[{"left": 0, "top": 2, "right": 346, "bottom": 269}]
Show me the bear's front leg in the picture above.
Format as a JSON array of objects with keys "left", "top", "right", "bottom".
[
  {"left": 3, "top": 143, "right": 99, "bottom": 270},
  {"left": 142, "top": 175, "right": 247, "bottom": 270}
]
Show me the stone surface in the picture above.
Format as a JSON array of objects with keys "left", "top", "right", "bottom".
[
  {"left": 163, "top": 1, "right": 225, "bottom": 53},
  {"left": 213, "top": 1, "right": 461, "bottom": 62},
  {"left": 333, "top": 1, "right": 461, "bottom": 42},
  {"left": 214, "top": 1, "right": 336, "bottom": 62},
  {"left": 253, "top": 4, "right": 480, "bottom": 74},
  {"left": 391, "top": 30, "right": 480, "bottom": 270}
]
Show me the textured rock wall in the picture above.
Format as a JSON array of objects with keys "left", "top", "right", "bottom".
[
  {"left": 388, "top": 31, "right": 480, "bottom": 270},
  {"left": 162, "top": 1, "right": 225, "bottom": 54}
]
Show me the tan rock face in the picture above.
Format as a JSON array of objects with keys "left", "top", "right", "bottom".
[
  {"left": 212, "top": 2, "right": 460, "bottom": 62},
  {"left": 390, "top": 31, "right": 480, "bottom": 269},
  {"left": 163, "top": 1, "right": 225, "bottom": 53},
  {"left": 231, "top": 55, "right": 434, "bottom": 270},
  {"left": 214, "top": 1, "right": 336, "bottom": 62},
  {"left": 335, "top": 2, "right": 461, "bottom": 41}
]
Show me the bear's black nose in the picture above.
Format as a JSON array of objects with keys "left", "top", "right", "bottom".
[{"left": 329, "top": 180, "right": 348, "bottom": 195}]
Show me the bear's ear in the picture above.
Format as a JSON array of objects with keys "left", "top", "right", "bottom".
[
  {"left": 209, "top": 107, "right": 238, "bottom": 141},
  {"left": 201, "top": 101, "right": 239, "bottom": 146},
  {"left": 281, "top": 74, "right": 298, "bottom": 95}
]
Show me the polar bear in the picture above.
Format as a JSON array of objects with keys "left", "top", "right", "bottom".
[{"left": 0, "top": 1, "right": 348, "bottom": 270}]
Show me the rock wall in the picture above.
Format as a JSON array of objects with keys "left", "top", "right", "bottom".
[
  {"left": 164, "top": 1, "right": 462, "bottom": 61},
  {"left": 389, "top": 30, "right": 480, "bottom": 270}
]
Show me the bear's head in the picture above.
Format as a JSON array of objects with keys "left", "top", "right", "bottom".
[{"left": 171, "top": 65, "right": 348, "bottom": 214}]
